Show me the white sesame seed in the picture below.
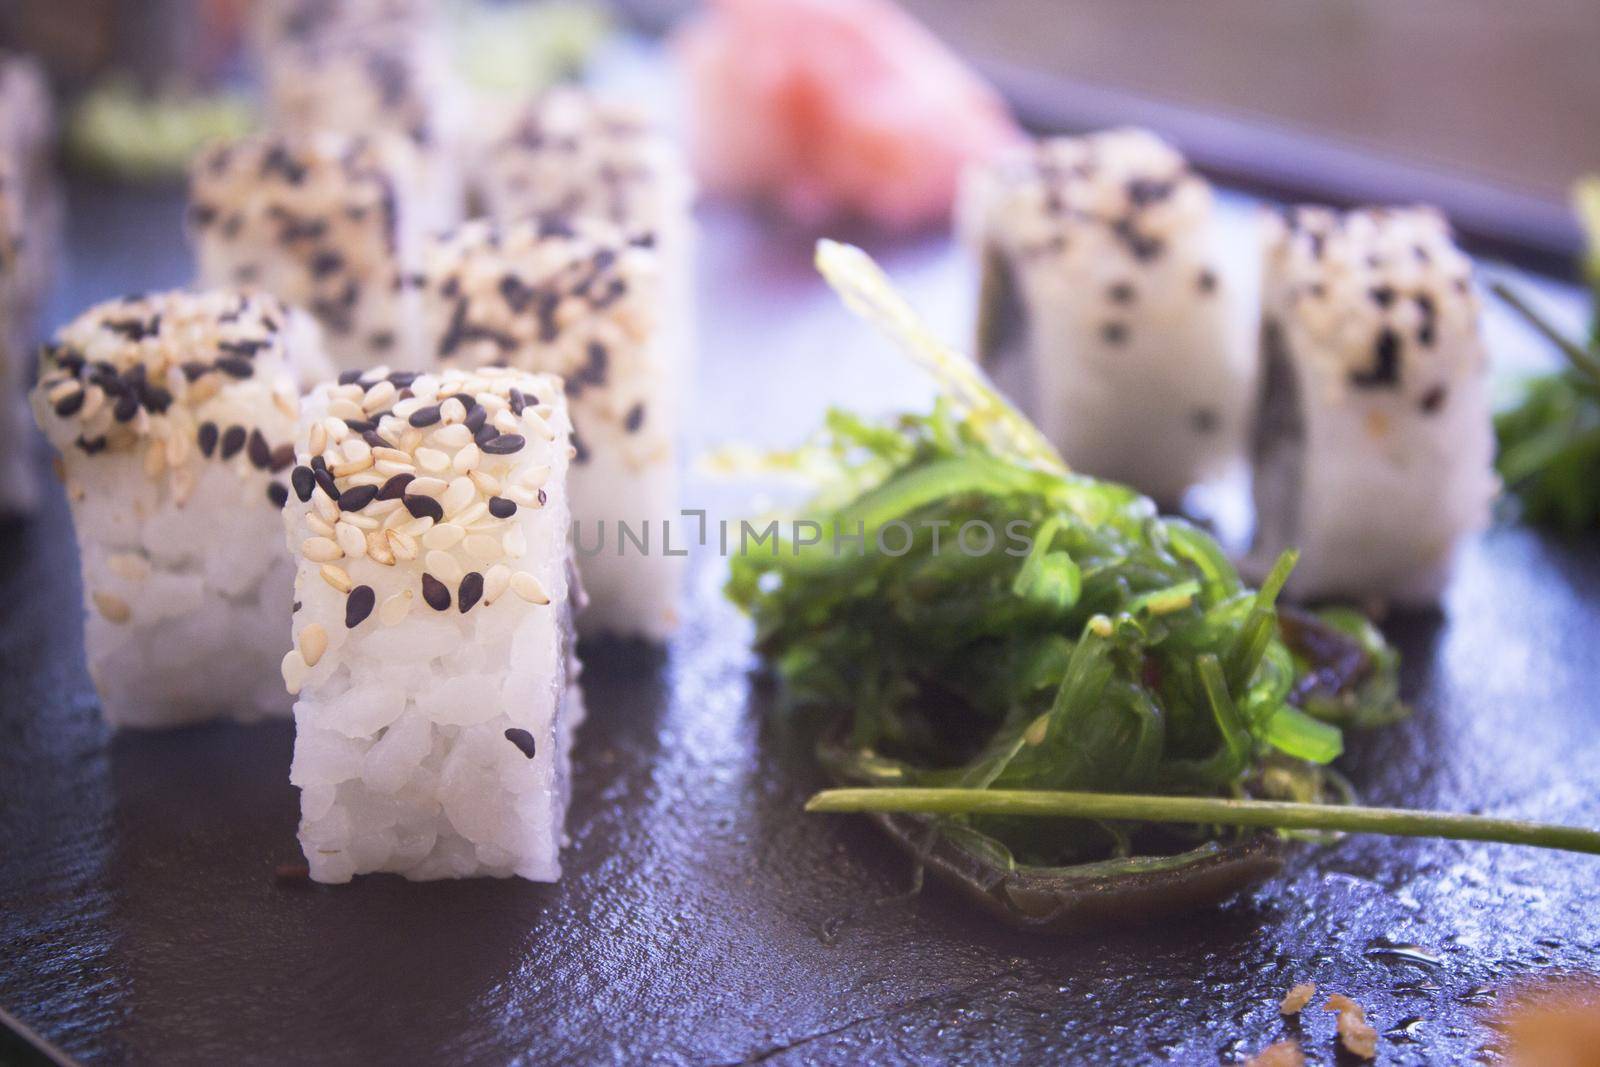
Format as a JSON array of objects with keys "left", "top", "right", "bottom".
[
  {"left": 505, "top": 486, "right": 540, "bottom": 508},
  {"left": 328, "top": 399, "right": 365, "bottom": 423},
  {"left": 93, "top": 591, "right": 132, "bottom": 623},
  {"left": 422, "top": 522, "right": 466, "bottom": 550},
  {"left": 320, "top": 564, "right": 353, "bottom": 593},
  {"left": 281, "top": 649, "right": 309, "bottom": 695},
  {"left": 340, "top": 511, "right": 380, "bottom": 530},
  {"left": 503, "top": 526, "right": 528, "bottom": 558},
  {"left": 524, "top": 413, "right": 556, "bottom": 441},
  {"left": 143, "top": 439, "right": 167, "bottom": 476},
  {"left": 309, "top": 422, "right": 328, "bottom": 455},
  {"left": 335, "top": 521, "right": 368, "bottom": 559},
  {"left": 392, "top": 397, "right": 424, "bottom": 419},
  {"left": 440, "top": 397, "right": 467, "bottom": 424},
  {"left": 312, "top": 488, "right": 340, "bottom": 524},
  {"left": 363, "top": 380, "right": 398, "bottom": 412},
  {"left": 302, "top": 536, "right": 343, "bottom": 562},
  {"left": 323, "top": 414, "right": 353, "bottom": 442},
  {"left": 333, "top": 455, "right": 374, "bottom": 478},
  {"left": 341, "top": 437, "right": 373, "bottom": 464},
  {"left": 468, "top": 469, "right": 500, "bottom": 495},
  {"left": 374, "top": 459, "right": 416, "bottom": 477},
  {"left": 425, "top": 549, "right": 464, "bottom": 585},
  {"left": 107, "top": 553, "right": 151, "bottom": 581},
  {"left": 415, "top": 447, "right": 449, "bottom": 473},
  {"left": 483, "top": 564, "right": 511, "bottom": 604},
  {"left": 366, "top": 529, "right": 396, "bottom": 565},
  {"left": 431, "top": 423, "right": 472, "bottom": 449},
  {"left": 517, "top": 464, "right": 551, "bottom": 488},
  {"left": 299, "top": 623, "right": 329, "bottom": 667},
  {"left": 372, "top": 446, "right": 411, "bottom": 464},
  {"left": 453, "top": 501, "right": 488, "bottom": 527},
  {"left": 408, "top": 476, "right": 447, "bottom": 497},
  {"left": 511, "top": 571, "right": 550, "bottom": 604},
  {"left": 441, "top": 477, "right": 475, "bottom": 515},
  {"left": 367, "top": 498, "right": 403, "bottom": 517},
  {"left": 305, "top": 513, "right": 335, "bottom": 538},
  {"left": 452, "top": 442, "right": 481, "bottom": 473},
  {"left": 395, "top": 515, "right": 434, "bottom": 537},
  {"left": 379, "top": 589, "right": 414, "bottom": 626},
  {"left": 386, "top": 528, "right": 419, "bottom": 560},
  {"left": 493, "top": 410, "right": 520, "bottom": 434}
]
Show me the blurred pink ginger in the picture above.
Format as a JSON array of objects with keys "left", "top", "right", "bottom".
[{"left": 675, "top": 0, "right": 1022, "bottom": 232}]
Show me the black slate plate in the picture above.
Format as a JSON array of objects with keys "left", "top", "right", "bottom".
[{"left": 3, "top": 180, "right": 1599, "bottom": 1066}]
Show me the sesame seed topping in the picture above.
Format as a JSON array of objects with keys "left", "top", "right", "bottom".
[
  {"left": 345, "top": 585, "right": 376, "bottom": 628},
  {"left": 421, "top": 573, "right": 451, "bottom": 611},
  {"left": 404, "top": 493, "right": 443, "bottom": 521},
  {"left": 458, "top": 572, "right": 484, "bottom": 613},
  {"left": 221, "top": 425, "right": 247, "bottom": 459},
  {"left": 503, "top": 727, "right": 538, "bottom": 759},
  {"left": 481, "top": 434, "right": 525, "bottom": 455},
  {"left": 299, "top": 623, "right": 329, "bottom": 666},
  {"left": 488, "top": 496, "right": 517, "bottom": 519},
  {"left": 511, "top": 571, "right": 549, "bottom": 604},
  {"left": 268, "top": 482, "right": 290, "bottom": 508},
  {"left": 93, "top": 591, "right": 132, "bottom": 624}
]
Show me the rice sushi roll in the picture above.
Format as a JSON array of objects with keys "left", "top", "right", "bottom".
[
  {"left": 31, "top": 292, "right": 324, "bottom": 727},
  {"left": 0, "top": 52, "right": 60, "bottom": 516},
  {"left": 257, "top": 30, "right": 463, "bottom": 232},
  {"left": 417, "top": 216, "right": 681, "bottom": 640},
  {"left": 281, "top": 365, "right": 582, "bottom": 882},
  {"left": 1251, "top": 206, "right": 1495, "bottom": 605},
  {"left": 188, "top": 132, "right": 420, "bottom": 372},
  {"left": 958, "top": 128, "right": 1255, "bottom": 505}
]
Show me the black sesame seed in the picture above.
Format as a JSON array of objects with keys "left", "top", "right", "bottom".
[
  {"left": 291, "top": 465, "right": 315, "bottom": 501},
  {"left": 1369, "top": 285, "right": 1396, "bottom": 308},
  {"left": 361, "top": 430, "right": 389, "bottom": 450},
  {"left": 1350, "top": 329, "right": 1402, "bottom": 389},
  {"left": 404, "top": 493, "right": 443, "bottom": 521},
  {"left": 458, "top": 572, "right": 484, "bottom": 613},
  {"left": 572, "top": 433, "right": 588, "bottom": 465},
  {"left": 310, "top": 454, "right": 327, "bottom": 473},
  {"left": 537, "top": 488, "right": 547, "bottom": 507},
  {"left": 270, "top": 444, "right": 296, "bottom": 472},
  {"left": 314, "top": 467, "right": 340, "bottom": 501},
  {"left": 345, "top": 585, "right": 376, "bottom": 628},
  {"left": 216, "top": 357, "right": 255, "bottom": 379},
  {"left": 474, "top": 424, "right": 501, "bottom": 447},
  {"left": 503, "top": 727, "right": 537, "bottom": 759},
  {"left": 625, "top": 404, "right": 645, "bottom": 433},
  {"left": 1420, "top": 385, "right": 1448, "bottom": 414},
  {"left": 113, "top": 394, "right": 140, "bottom": 422},
  {"left": 481, "top": 434, "right": 525, "bottom": 455},
  {"left": 508, "top": 388, "right": 527, "bottom": 415},
  {"left": 339, "top": 484, "right": 379, "bottom": 511},
  {"left": 221, "top": 425, "right": 248, "bottom": 459},
  {"left": 377, "top": 473, "right": 415, "bottom": 500},
  {"left": 268, "top": 482, "right": 290, "bottom": 508},
  {"left": 53, "top": 389, "right": 85, "bottom": 417},
  {"left": 1107, "top": 282, "right": 1135, "bottom": 304},
  {"left": 338, "top": 369, "right": 365, "bottom": 385},
  {"left": 488, "top": 496, "right": 517, "bottom": 519},
  {"left": 247, "top": 429, "right": 272, "bottom": 469},
  {"left": 1102, "top": 322, "right": 1129, "bottom": 345},
  {"left": 1196, "top": 269, "right": 1218, "bottom": 294},
  {"left": 464, "top": 404, "right": 487, "bottom": 433},
  {"left": 421, "top": 573, "right": 451, "bottom": 611},
  {"left": 198, "top": 422, "right": 220, "bottom": 458},
  {"left": 409, "top": 404, "right": 441, "bottom": 427}
]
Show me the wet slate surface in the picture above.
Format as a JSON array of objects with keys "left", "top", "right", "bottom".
[{"left": 2, "top": 181, "right": 1599, "bottom": 1066}]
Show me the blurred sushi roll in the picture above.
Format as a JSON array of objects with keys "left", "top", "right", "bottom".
[
  {"left": 959, "top": 129, "right": 1255, "bottom": 505},
  {"left": 30, "top": 292, "right": 325, "bottom": 727},
  {"left": 0, "top": 51, "right": 61, "bottom": 516},
  {"left": 1251, "top": 206, "right": 1496, "bottom": 605},
  {"left": 281, "top": 366, "right": 582, "bottom": 883},
  {"left": 252, "top": 0, "right": 439, "bottom": 52},
  {"left": 472, "top": 87, "right": 697, "bottom": 422},
  {"left": 417, "top": 216, "right": 682, "bottom": 640},
  {"left": 258, "top": 28, "right": 464, "bottom": 232},
  {"left": 188, "top": 132, "right": 421, "bottom": 372}
]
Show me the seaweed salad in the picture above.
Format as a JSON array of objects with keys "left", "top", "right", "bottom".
[{"left": 727, "top": 241, "right": 1600, "bottom": 930}]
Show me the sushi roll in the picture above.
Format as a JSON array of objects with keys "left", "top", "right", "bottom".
[
  {"left": 280, "top": 365, "right": 583, "bottom": 883},
  {"left": 959, "top": 129, "right": 1255, "bottom": 505},
  {"left": 30, "top": 292, "right": 325, "bottom": 727},
  {"left": 1251, "top": 206, "right": 1496, "bottom": 605},
  {"left": 416, "top": 216, "right": 682, "bottom": 640},
  {"left": 188, "top": 132, "right": 420, "bottom": 372},
  {"left": 258, "top": 30, "right": 463, "bottom": 232},
  {"left": 0, "top": 52, "right": 60, "bottom": 516},
  {"left": 252, "top": 0, "right": 437, "bottom": 52},
  {"left": 472, "top": 88, "right": 696, "bottom": 391}
]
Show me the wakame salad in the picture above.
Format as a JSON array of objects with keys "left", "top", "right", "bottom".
[{"left": 726, "top": 242, "right": 1600, "bottom": 930}]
